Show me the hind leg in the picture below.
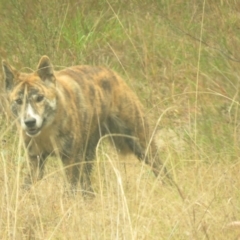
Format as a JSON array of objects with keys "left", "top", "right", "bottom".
[
  {"left": 127, "top": 136, "right": 171, "bottom": 181},
  {"left": 143, "top": 140, "right": 169, "bottom": 177},
  {"left": 105, "top": 114, "right": 169, "bottom": 180},
  {"left": 122, "top": 115, "right": 171, "bottom": 179}
]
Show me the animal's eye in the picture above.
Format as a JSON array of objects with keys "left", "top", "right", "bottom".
[
  {"left": 15, "top": 99, "right": 23, "bottom": 105},
  {"left": 36, "top": 95, "right": 44, "bottom": 102}
]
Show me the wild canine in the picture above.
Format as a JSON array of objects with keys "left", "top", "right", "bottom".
[{"left": 2, "top": 56, "right": 169, "bottom": 197}]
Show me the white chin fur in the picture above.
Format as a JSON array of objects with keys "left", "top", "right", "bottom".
[{"left": 26, "top": 130, "right": 41, "bottom": 137}]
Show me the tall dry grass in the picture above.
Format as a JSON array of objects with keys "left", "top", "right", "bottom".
[{"left": 1, "top": 0, "right": 240, "bottom": 239}]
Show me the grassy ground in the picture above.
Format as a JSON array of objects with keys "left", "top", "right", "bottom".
[{"left": 1, "top": 0, "right": 240, "bottom": 239}]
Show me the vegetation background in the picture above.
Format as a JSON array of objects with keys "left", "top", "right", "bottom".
[{"left": 0, "top": 0, "right": 240, "bottom": 239}]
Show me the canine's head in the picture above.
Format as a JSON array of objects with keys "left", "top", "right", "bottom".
[{"left": 2, "top": 56, "right": 57, "bottom": 137}]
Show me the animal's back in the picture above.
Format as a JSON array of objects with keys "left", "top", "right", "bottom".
[{"left": 55, "top": 64, "right": 146, "bottom": 135}]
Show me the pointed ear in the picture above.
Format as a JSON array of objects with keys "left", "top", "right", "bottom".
[
  {"left": 36, "top": 56, "right": 55, "bottom": 83},
  {"left": 2, "top": 60, "right": 17, "bottom": 91}
]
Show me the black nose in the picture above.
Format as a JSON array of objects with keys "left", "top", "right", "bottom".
[{"left": 24, "top": 118, "right": 36, "bottom": 128}]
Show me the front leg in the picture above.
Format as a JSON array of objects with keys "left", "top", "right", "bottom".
[
  {"left": 80, "top": 161, "right": 94, "bottom": 198},
  {"left": 24, "top": 153, "right": 47, "bottom": 188},
  {"left": 62, "top": 156, "right": 94, "bottom": 198}
]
